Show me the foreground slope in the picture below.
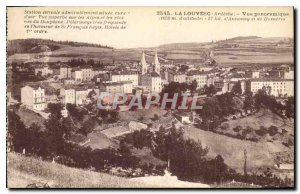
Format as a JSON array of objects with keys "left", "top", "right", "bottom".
[
  {"left": 7, "top": 153, "right": 210, "bottom": 188},
  {"left": 7, "top": 153, "right": 149, "bottom": 188}
]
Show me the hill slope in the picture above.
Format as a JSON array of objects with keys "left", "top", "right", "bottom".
[{"left": 7, "top": 153, "right": 150, "bottom": 188}]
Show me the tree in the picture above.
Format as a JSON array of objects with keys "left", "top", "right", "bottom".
[
  {"left": 118, "top": 140, "right": 131, "bottom": 156},
  {"left": 47, "top": 103, "right": 64, "bottom": 120},
  {"left": 243, "top": 94, "right": 254, "bottom": 111},
  {"left": 44, "top": 114, "right": 66, "bottom": 155},
  {"left": 214, "top": 155, "right": 227, "bottom": 184},
  {"left": 78, "top": 118, "right": 97, "bottom": 136},
  {"left": 66, "top": 103, "right": 84, "bottom": 121},
  {"left": 205, "top": 84, "right": 217, "bottom": 97},
  {"left": 189, "top": 80, "right": 198, "bottom": 93},
  {"left": 7, "top": 111, "right": 27, "bottom": 152},
  {"left": 109, "top": 110, "right": 119, "bottom": 123},
  {"left": 285, "top": 97, "right": 294, "bottom": 118},
  {"left": 232, "top": 81, "right": 242, "bottom": 95}
]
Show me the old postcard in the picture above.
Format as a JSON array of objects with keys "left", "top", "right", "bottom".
[{"left": 6, "top": 6, "right": 294, "bottom": 188}]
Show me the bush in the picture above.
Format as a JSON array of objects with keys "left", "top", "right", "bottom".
[
  {"left": 233, "top": 126, "right": 242, "bottom": 132},
  {"left": 255, "top": 126, "right": 268, "bottom": 136},
  {"left": 268, "top": 126, "right": 279, "bottom": 136}
]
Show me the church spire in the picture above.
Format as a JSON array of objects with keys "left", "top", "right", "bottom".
[
  {"left": 154, "top": 51, "right": 160, "bottom": 74},
  {"left": 141, "top": 51, "right": 148, "bottom": 75}
]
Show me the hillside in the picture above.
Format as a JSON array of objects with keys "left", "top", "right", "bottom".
[
  {"left": 183, "top": 125, "right": 291, "bottom": 173},
  {"left": 7, "top": 152, "right": 151, "bottom": 188},
  {"left": 7, "top": 36, "right": 294, "bottom": 65},
  {"left": 7, "top": 39, "right": 113, "bottom": 56}
]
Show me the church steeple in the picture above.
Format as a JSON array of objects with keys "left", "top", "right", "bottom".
[
  {"left": 141, "top": 51, "right": 148, "bottom": 75},
  {"left": 154, "top": 51, "right": 160, "bottom": 74}
]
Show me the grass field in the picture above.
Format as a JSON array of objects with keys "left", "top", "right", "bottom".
[
  {"left": 221, "top": 108, "right": 294, "bottom": 134},
  {"left": 183, "top": 125, "right": 291, "bottom": 173},
  {"left": 7, "top": 152, "right": 152, "bottom": 188}
]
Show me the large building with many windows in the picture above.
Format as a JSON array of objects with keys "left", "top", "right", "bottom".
[
  {"left": 187, "top": 70, "right": 208, "bottom": 89},
  {"left": 60, "top": 65, "right": 72, "bottom": 79},
  {"left": 250, "top": 79, "right": 294, "bottom": 97},
  {"left": 21, "top": 85, "right": 46, "bottom": 111},
  {"left": 111, "top": 71, "right": 139, "bottom": 87},
  {"left": 100, "top": 81, "right": 133, "bottom": 94},
  {"left": 168, "top": 70, "right": 187, "bottom": 83}
]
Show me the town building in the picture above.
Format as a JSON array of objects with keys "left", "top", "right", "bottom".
[
  {"left": 250, "top": 79, "right": 294, "bottom": 97},
  {"left": 60, "top": 87, "right": 76, "bottom": 104},
  {"left": 72, "top": 69, "right": 83, "bottom": 82},
  {"left": 187, "top": 70, "right": 208, "bottom": 89},
  {"left": 63, "top": 78, "right": 77, "bottom": 85},
  {"left": 82, "top": 67, "right": 94, "bottom": 81},
  {"left": 60, "top": 66, "right": 72, "bottom": 79},
  {"left": 111, "top": 71, "right": 139, "bottom": 87},
  {"left": 75, "top": 88, "right": 89, "bottom": 105},
  {"left": 100, "top": 81, "right": 133, "bottom": 94},
  {"left": 168, "top": 70, "right": 187, "bottom": 83},
  {"left": 284, "top": 67, "right": 294, "bottom": 79},
  {"left": 21, "top": 85, "right": 46, "bottom": 111},
  {"left": 141, "top": 72, "right": 162, "bottom": 93},
  {"left": 34, "top": 66, "right": 53, "bottom": 77}
]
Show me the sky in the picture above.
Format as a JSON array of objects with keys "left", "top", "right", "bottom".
[{"left": 7, "top": 6, "right": 294, "bottom": 49}]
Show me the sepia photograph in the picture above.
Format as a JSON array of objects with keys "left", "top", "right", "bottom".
[{"left": 6, "top": 6, "right": 295, "bottom": 189}]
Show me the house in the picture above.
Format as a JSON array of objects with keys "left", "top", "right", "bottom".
[
  {"left": 168, "top": 70, "right": 187, "bottom": 83},
  {"left": 60, "top": 87, "right": 76, "bottom": 104},
  {"left": 187, "top": 70, "right": 208, "bottom": 89},
  {"left": 63, "top": 78, "right": 77, "bottom": 85},
  {"left": 60, "top": 65, "right": 72, "bottom": 79},
  {"left": 75, "top": 88, "right": 89, "bottom": 105},
  {"left": 284, "top": 67, "right": 294, "bottom": 79},
  {"left": 111, "top": 70, "right": 139, "bottom": 87},
  {"left": 100, "top": 81, "right": 133, "bottom": 94},
  {"left": 250, "top": 79, "right": 294, "bottom": 97},
  {"left": 72, "top": 69, "right": 83, "bottom": 82},
  {"left": 82, "top": 67, "right": 94, "bottom": 81},
  {"left": 174, "top": 112, "right": 193, "bottom": 124},
  {"left": 141, "top": 72, "right": 162, "bottom": 93},
  {"left": 21, "top": 85, "right": 46, "bottom": 111},
  {"left": 34, "top": 66, "right": 53, "bottom": 77}
]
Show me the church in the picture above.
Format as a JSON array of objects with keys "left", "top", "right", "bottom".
[{"left": 139, "top": 51, "right": 162, "bottom": 93}]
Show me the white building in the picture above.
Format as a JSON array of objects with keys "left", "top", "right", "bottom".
[
  {"left": 250, "top": 79, "right": 294, "bottom": 97},
  {"left": 60, "top": 66, "right": 72, "bottom": 79},
  {"left": 60, "top": 88, "right": 76, "bottom": 104},
  {"left": 168, "top": 70, "right": 187, "bottom": 83},
  {"left": 72, "top": 69, "right": 83, "bottom": 82},
  {"left": 34, "top": 66, "right": 53, "bottom": 77},
  {"left": 111, "top": 71, "right": 139, "bottom": 87},
  {"left": 284, "top": 68, "right": 294, "bottom": 79},
  {"left": 21, "top": 85, "right": 46, "bottom": 111},
  {"left": 141, "top": 72, "right": 162, "bottom": 93},
  {"left": 187, "top": 70, "right": 208, "bottom": 89},
  {"left": 82, "top": 67, "right": 94, "bottom": 81},
  {"left": 75, "top": 89, "right": 89, "bottom": 105},
  {"left": 101, "top": 81, "right": 133, "bottom": 94}
]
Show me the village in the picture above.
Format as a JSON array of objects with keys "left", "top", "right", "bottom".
[{"left": 7, "top": 45, "right": 295, "bottom": 187}]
